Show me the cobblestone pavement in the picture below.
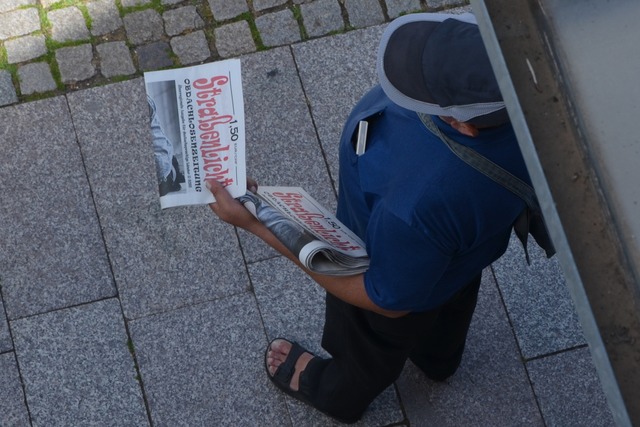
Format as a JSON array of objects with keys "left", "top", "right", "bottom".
[{"left": 0, "top": 0, "right": 467, "bottom": 106}]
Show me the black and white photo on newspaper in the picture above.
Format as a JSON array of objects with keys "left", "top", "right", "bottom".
[{"left": 143, "top": 59, "right": 246, "bottom": 209}]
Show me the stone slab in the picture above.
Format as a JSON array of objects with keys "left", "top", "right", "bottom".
[
  {"left": 0, "top": 8, "right": 40, "bottom": 40},
  {"left": 214, "top": 20, "right": 256, "bottom": 58},
  {"left": 384, "top": 0, "right": 422, "bottom": 19},
  {"left": 0, "top": 0, "right": 35, "bottom": 13},
  {"left": 0, "top": 70, "right": 18, "bottom": 106},
  {"left": 56, "top": 43, "right": 97, "bottom": 83},
  {"left": 527, "top": 347, "right": 615, "bottom": 426},
  {"left": 345, "top": 0, "right": 385, "bottom": 28},
  {"left": 129, "top": 293, "right": 285, "bottom": 425},
  {"left": 66, "top": 79, "right": 250, "bottom": 319},
  {"left": 207, "top": 0, "right": 248, "bottom": 21},
  {"left": 17, "top": 61, "right": 57, "bottom": 95},
  {"left": 121, "top": 0, "right": 151, "bottom": 6},
  {"left": 426, "top": 0, "right": 467, "bottom": 8},
  {"left": 254, "top": 0, "right": 287, "bottom": 10},
  {"left": 0, "top": 353, "right": 30, "bottom": 426},
  {"left": 237, "top": 47, "right": 336, "bottom": 262},
  {"left": 396, "top": 270, "right": 544, "bottom": 426},
  {"left": 292, "top": 26, "right": 384, "bottom": 188},
  {"left": 5, "top": 34, "right": 47, "bottom": 64},
  {"left": 0, "top": 300, "right": 11, "bottom": 353},
  {"left": 169, "top": 30, "right": 210, "bottom": 65},
  {"left": 255, "top": 9, "right": 301, "bottom": 47},
  {"left": 492, "top": 234, "right": 585, "bottom": 359},
  {"left": 48, "top": 7, "right": 90, "bottom": 42},
  {"left": 0, "top": 97, "right": 115, "bottom": 319},
  {"left": 97, "top": 41, "right": 136, "bottom": 78},
  {"left": 40, "top": 0, "right": 61, "bottom": 7},
  {"left": 123, "top": 9, "right": 165, "bottom": 45},
  {"left": 300, "top": 0, "right": 344, "bottom": 38},
  {"left": 249, "top": 256, "right": 404, "bottom": 425},
  {"left": 163, "top": 5, "right": 204, "bottom": 36},
  {"left": 11, "top": 299, "right": 149, "bottom": 426},
  {"left": 136, "top": 41, "right": 174, "bottom": 71},
  {"left": 87, "top": 0, "right": 123, "bottom": 36}
]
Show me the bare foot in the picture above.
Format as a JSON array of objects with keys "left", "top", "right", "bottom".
[{"left": 266, "top": 339, "right": 314, "bottom": 391}]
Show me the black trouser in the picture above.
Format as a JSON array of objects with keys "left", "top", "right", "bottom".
[{"left": 299, "top": 274, "right": 482, "bottom": 422}]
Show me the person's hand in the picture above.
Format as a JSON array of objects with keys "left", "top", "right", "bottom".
[
  {"left": 206, "top": 179, "right": 259, "bottom": 230},
  {"left": 247, "top": 177, "right": 258, "bottom": 193}
]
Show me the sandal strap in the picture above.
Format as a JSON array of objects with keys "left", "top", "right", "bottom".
[{"left": 273, "top": 341, "right": 306, "bottom": 385}]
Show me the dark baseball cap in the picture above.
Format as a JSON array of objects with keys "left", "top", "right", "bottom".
[{"left": 377, "top": 13, "right": 509, "bottom": 126}]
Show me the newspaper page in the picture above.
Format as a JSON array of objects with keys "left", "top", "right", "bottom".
[
  {"left": 144, "top": 59, "right": 246, "bottom": 209},
  {"left": 239, "top": 187, "right": 370, "bottom": 276}
]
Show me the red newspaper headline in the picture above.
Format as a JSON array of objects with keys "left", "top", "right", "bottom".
[
  {"left": 272, "top": 191, "right": 364, "bottom": 252},
  {"left": 184, "top": 75, "right": 239, "bottom": 191}
]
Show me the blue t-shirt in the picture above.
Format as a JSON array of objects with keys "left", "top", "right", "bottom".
[{"left": 336, "top": 86, "right": 530, "bottom": 312}]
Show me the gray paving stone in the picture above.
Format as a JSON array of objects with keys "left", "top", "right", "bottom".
[
  {"left": 396, "top": 270, "right": 544, "bottom": 426},
  {"left": 237, "top": 47, "right": 336, "bottom": 262},
  {"left": 0, "top": 7, "right": 40, "bottom": 40},
  {"left": 385, "top": 0, "right": 422, "bottom": 19},
  {"left": 129, "top": 293, "right": 284, "bottom": 425},
  {"left": 300, "top": 0, "right": 344, "bottom": 38},
  {"left": 0, "top": 97, "right": 115, "bottom": 318},
  {"left": 161, "top": 0, "right": 182, "bottom": 5},
  {"left": 345, "top": 0, "right": 385, "bottom": 28},
  {"left": 0, "top": 353, "right": 30, "bottom": 426},
  {"left": 207, "top": 0, "right": 248, "bottom": 20},
  {"left": 527, "top": 347, "right": 615, "bottom": 426},
  {"left": 163, "top": 5, "right": 204, "bottom": 36},
  {"left": 0, "top": 70, "right": 18, "bottom": 106},
  {"left": 214, "top": 20, "right": 256, "bottom": 58},
  {"left": 249, "top": 256, "right": 404, "bottom": 425},
  {"left": 48, "top": 7, "right": 90, "bottom": 42},
  {"left": 0, "top": 0, "right": 35, "bottom": 13},
  {"left": 5, "top": 33, "right": 47, "bottom": 64},
  {"left": 255, "top": 9, "right": 301, "bottom": 47},
  {"left": 97, "top": 41, "right": 136, "bottom": 77},
  {"left": 136, "top": 41, "right": 174, "bottom": 70},
  {"left": 66, "top": 79, "right": 249, "bottom": 319},
  {"left": 87, "top": 0, "right": 123, "bottom": 36},
  {"left": 17, "top": 61, "right": 56, "bottom": 94},
  {"left": 426, "top": 0, "right": 467, "bottom": 8},
  {"left": 121, "top": 0, "right": 151, "bottom": 7},
  {"left": 40, "top": 0, "right": 61, "bottom": 7},
  {"left": 169, "top": 30, "right": 210, "bottom": 64},
  {"left": 56, "top": 43, "right": 96, "bottom": 83},
  {"left": 12, "top": 299, "right": 149, "bottom": 426},
  {"left": 0, "top": 300, "right": 11, "bottom": 352},
  {"left": 253, "top": 0, "right": 287, "bottom": 10},
  {"left": 492, "top": 233, "right": 585, "bottom": 359},
  {"left": 292, "top": 26, "right": 383, "bottom": 187},
  {"left": 123, "top": 9, "right": 165, "bottom": 45}
]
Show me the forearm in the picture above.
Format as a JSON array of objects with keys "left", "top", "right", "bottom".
[
  {"left": 246, "top": 221, "right": 408, "bottom": 318},
  {"left": 205, "top": 179, "right": 406, "bottom": 317}
]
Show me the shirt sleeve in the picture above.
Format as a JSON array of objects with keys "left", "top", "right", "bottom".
[{"left": 363, "top": 206, "right": 452, "bottom": 311}]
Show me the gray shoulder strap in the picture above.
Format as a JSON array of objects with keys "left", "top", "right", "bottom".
[{"left": 417, "top": 113, "right": 539, "bottom": 210}]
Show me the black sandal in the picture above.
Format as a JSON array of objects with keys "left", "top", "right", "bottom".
[{"left": 264, "top": 338, "right": 359, "bottom": 424}]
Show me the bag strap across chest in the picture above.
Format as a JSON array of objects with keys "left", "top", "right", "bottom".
[{"left": 418, "top": 113, "right": 555, "bottom": 264}]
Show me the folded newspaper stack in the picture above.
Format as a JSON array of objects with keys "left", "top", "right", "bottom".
[{"left": 239, "top": 187, "right": 370, "bottom": 276}]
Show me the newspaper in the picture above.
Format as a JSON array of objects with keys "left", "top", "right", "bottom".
[
  {"left": 239, "top": 187, "right": 370, "bottom": 276},
  {"left": 144, "top": 59, "right": 246, "bottom": 209},
  {"left": 143, "top": 61, "right": 368, "bottom": 276}
]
